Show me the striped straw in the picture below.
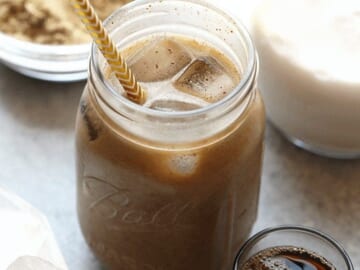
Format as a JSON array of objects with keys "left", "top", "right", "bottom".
[{"left": 70, "top": 0, "right": 146, "bottom": 104}]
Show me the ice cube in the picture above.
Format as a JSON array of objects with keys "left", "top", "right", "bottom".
[
  {"left": 0, "top": 188, "right": 67, "bottom": 270},
  {"left": 146, "top": 84, "right": 209, "bottom": 112},
  {"left": 168, "top": 154, "right": 199, "bottom": 176},
  {"left": 173, "top": 57, "right": 237, "bottom": 102},
  {"left": 150, "top": 99, "right": 202, "bottom": 112},
  {"left": 7, "top": 256, "right": 61, "bottom": 270},
  {"left": 129, "top": 38, "right": 192, "bottom": 82}
]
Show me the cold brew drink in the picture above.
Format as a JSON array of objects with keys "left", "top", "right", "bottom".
[
  {"left": 234, "top": 227, "right": 354, "bottom": 270},
  {"left": 241, "top": 246, "right": 336, "bottom": 270},
  {"left": 75, "top": 1, "right": 265, "bottom": 269}
]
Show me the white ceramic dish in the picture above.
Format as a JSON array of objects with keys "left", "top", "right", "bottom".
[{"left": 0, "top": 32, "right": 90, "bottom": 82}]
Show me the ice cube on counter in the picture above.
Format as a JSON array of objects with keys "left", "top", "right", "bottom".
[
  {"left": 0, "top": 188, "right": 67, "bottom": 270},
  {"left": 145, "top": 83, "right": 210, "bottom": 112}
]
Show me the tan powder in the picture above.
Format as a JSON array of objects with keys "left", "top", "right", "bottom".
[{"left": 0, "top": 0, "right": 132, "bottom": 45}]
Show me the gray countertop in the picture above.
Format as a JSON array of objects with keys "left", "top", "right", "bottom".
[{"left": 0, "top": 64, "right": 359, "bottom": 269}]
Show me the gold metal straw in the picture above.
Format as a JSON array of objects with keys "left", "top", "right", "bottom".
[{"left": 70, "top": 0, "right": 146, "bottom": 104}]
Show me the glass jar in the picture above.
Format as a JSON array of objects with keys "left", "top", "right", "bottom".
[
  {"left": 75, "top": 0, "right": 265, "bottom": 269},
  {"left": 234, "top": 226, "right": 354, "bottom": 270}
]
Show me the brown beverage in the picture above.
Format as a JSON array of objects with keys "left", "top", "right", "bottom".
[
  {"left": 240, "top": 246, "right": 336, "bottom": 270},
  {"left": 75, "top": 1, "right": 265, "bottom": 270}
]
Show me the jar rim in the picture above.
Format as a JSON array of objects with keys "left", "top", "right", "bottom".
[
  {"left": 90, "top": 0, "right": 257, "bottom": 119},
  {"left": 233, "top": 225, "right": 354, "bottom": 270}
]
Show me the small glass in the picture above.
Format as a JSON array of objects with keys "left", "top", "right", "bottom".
[{"left": 234, "top": 226, "right": 354, "bottom": 270}]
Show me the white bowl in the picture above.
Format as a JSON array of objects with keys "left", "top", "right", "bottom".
[{"left": 0, "top": 32, "right": 90, "bottom": 82}]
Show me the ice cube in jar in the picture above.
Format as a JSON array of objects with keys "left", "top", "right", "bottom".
[
  {"left": 129, "top": 38, "right": 192, "bottom": 82},
  {"left": 173, "top": 57, "right": 237, "bottom": 103},
  {"left": 149, "top": 98, "right": 205, "bottom": 112}
]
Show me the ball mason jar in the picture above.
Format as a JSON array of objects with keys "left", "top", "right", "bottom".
[{"left": 75, "top": 1, "right": 265, "bottom": 269}]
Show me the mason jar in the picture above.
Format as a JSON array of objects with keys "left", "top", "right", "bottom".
[{"left": 75, "top": 0, "right": 265, "bottom": 269}]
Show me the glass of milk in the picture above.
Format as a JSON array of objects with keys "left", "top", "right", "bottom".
[{"left": 252, "top": 0, "right": 360, "bottom": 158}]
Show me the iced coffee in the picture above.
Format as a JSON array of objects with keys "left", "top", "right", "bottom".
[
  {"left": 75, "top": 1, "right": 265, "bottom": 269},
  {"left": 234, "top": 227, "right": 354, "bottom": 270},
  {"left": 241, "top": 247, "right": 336, "bottom": 270}
]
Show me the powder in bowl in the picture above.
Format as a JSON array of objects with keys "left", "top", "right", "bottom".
[{"left": 0, "top": 0, "right": 132, "bottom": 45}]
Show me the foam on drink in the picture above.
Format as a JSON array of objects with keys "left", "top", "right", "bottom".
[{"left": 240, "top": 246, "right": 336, "bottom": 270}]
